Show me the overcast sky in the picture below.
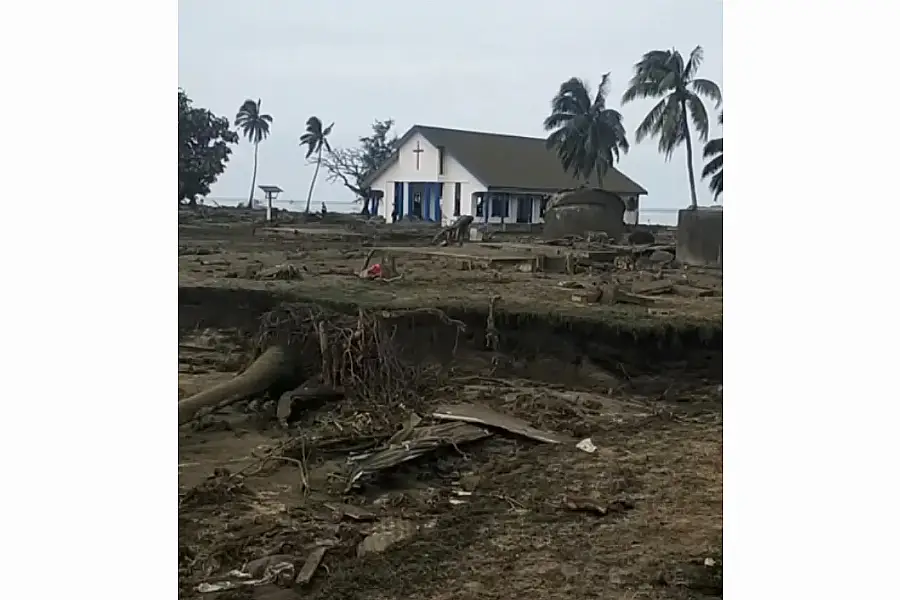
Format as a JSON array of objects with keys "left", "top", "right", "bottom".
[{"left": 178, "top": 0, "right": 722, "bottom": 211}]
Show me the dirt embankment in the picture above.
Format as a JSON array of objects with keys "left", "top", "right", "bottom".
[
  {"left": 179, "top": 286, "right": 722, "bottom": 376},
  {"left": 178, "top": 286, "right": 722, "bottom": 600}
]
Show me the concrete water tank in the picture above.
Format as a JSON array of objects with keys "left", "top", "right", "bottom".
[
  {"left": 542, "top": 188, "right": 626, "bottom": 240},
  {"left": 676, "top": 207, "right": 723, "bottom": 267}
]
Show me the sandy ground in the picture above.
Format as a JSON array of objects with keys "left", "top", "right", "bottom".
[{"left": 177, "top": 209, "right": 723, "bottom": 600}]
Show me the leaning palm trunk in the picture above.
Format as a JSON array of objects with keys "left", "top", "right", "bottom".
[
  {"left": 178, "top": 345, "right": 293, "bottom": 425},
  {"left": 681, "top": 104, "right": 699, "bottom": 209},
  {"left": 304, "top": 146, "right": 323, "bottom": 214},
  {"left": 249, "top": 141, "right": 260, "bottom": 210}
]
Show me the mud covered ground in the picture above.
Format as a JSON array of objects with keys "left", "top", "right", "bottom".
[{"left": 178, "top": 208, "right": 723, "bottom": 600}]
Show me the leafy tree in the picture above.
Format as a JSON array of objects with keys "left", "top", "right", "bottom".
[
  {"left": 299, "top": 116, "right": 334, "bottom": 213},
  {"left": 178, "top": 89, "right": 238, "bottom": 205},
  {"left": 702, "top": 112, "right": 723, "bottom": 201},
  {"left": 543, "top": 75, "right": 629, "bottom": 185},
  {"left": 319, "top": 119, "right": 399, "bottom": 214},
  {"left": 622, "top": 46, "right": 722, "bottom": 209},
  {"left": 234, "top": 99, "right": 273, "bottom": 207}
]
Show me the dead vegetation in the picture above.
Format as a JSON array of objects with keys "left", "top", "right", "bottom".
[{"left": 177, "top": 212, "right": 723, "bottom": 600}]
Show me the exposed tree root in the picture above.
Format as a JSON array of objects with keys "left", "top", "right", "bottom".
[
  {"left": 178, "top": 302, "right": 464, "bottom": 429},
  {"left": 178, "top": 345, "right": 296, "bottom": 425}
]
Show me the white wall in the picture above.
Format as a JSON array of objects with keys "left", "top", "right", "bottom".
[
  {"left": 371, "top": 133, "right": 642, "bottom": 226},
  {"left": 623, "top": 194, "right": 640, "bottom": 226},
  {"left": 370, "top": 132, "right": 486, "bottom": 224}
]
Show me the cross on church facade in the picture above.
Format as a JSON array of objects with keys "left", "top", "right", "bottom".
[{"left": 412, "top": 141, "right": 424, "bottom": 170}]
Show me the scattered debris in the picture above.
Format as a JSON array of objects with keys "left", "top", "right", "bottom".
[
  {"left": 256, "top": 263, "right": 306, "bottom": 280},
  {"left": 557, "top": 280, "right": 586, "bottom": 289},
  {"left": 432, "top": 214, "right": 474, "bottom": 246},
  {"left": 595, "top": 283, "right": 655, "bottom": 307},
  {"left": 673, "top": 284, "right": 716, "bottom": 298},
  {"left": 197, "top": 560, "right": 295, "bottom": 593},
  {"left": 576, "top": 438, "right": 597, "bottom": 453},
  {"left": 631, "top": 280, "right": 675, "bottom": 295},
  {"left": 545, "top": 234, "right": 583, "bottom": 247},
  {"left": 358, "top": 249, "right": 403, "bottom": 281},
  {"left": 613, "top": 254, "right": 636, "bottom": 271},
  {"left": 346, "top": 421, "right": 492, "bottom": 491},
  {"left": 433, "top": 402, "right": 574, "bottom": 444},
  {"left": 563, "top": 496, "right": 635, "bottom": 517},
  {"left": 571, "top": 290, "right": 600, "bottom": 304},
  {"left": 386, "top": 412, "right": 423, "bottom": 446},
  {"left": 245, "top": 555, "right": 297, "bottom": 579},
  {"left": 357, "top": 518, "right": 419, "bottom": 556},
  {"left": 295, "top": 546, "right": 328, "bottom": 586},
  {"left": 324, "top": 503, "right": 377, "bottom": 522}
]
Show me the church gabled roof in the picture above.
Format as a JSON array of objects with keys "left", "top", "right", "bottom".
[{"left": 361, "top": 125, "right": 648, "bottom": 195}]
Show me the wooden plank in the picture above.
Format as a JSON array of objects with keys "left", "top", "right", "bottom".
[
  {"left": 294, "top": 546, "right": 327, "bottom": 586},
  {"left": 433, "top": 403, "right": 574, "bottom": 444},
  {"left": 631, "top": 280, "right": 675, "bottom": 295},
  {"left": 672, "top": 284, "right": 716, "bottom": 298}
]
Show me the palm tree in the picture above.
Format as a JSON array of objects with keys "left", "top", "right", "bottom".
[
  {"left": 622, "top": 46, "right": 722, "bottom": 209},
  {"left": 234, "top": 99, "right": 273, "bottom": 208},
  {"left": 300, "top": 116, "right": 334, "bottom": 213},
  {"left": 702, "top": 112, "right": 723, "bottom": 201},
  {"left": 543, "top": 74, "right": 629, "bottom": 186}
]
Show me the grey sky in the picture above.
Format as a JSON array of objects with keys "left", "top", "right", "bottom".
[{"left": 178, "top": 0, "right": 722, "bottom": 211}]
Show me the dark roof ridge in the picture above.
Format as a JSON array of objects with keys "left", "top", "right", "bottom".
[
  {"left": 413, "top": 124, "right": 547, "bottom": 143},
  {"left": 361, "top": 124, "right": 647, "bottom": 196}
]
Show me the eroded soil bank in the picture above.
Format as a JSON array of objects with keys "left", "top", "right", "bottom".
[
  {"left": 179, "top": 286, "right": 722, "bottom": 380},
  {"left": 178, "top": 286, "right": 723, "bottom": 600}
]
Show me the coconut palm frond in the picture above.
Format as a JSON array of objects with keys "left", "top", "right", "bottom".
[
  {"left": 623, "top": 45, "right": 722, "bottom": 207},
  {"left": 544, "top": 75, "right": 629, "bottom": 185}
]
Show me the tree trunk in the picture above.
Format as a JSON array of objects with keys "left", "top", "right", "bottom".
[
  {"left": 249, "top": 141, "right": 260, "bottom": 208},
  {"left": 305, "top": 146, "right": 323, "bottom": 214},
  {"left": 361, "top": 196, "right": 371, "bottom": 215},
  {"left": 178, "top": 345, "right": 294, "bottom": 425},
  {"left": 681, "top": 102, "right": 699, "bottom": 210}
]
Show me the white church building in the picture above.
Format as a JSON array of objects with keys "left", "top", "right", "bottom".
[{"left": 360, "top": 125, "right": 648, "bottom": 226}]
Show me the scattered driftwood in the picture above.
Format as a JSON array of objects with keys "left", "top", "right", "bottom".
[
  {"left": 178, "top": 346, "right": 295, "bottom": 425},
  {"left": 673, "top": 284, "right": 716, "bottom": 298},
  {"left": 544, "top": 234, "right": 583, "bottom": 247},
  {"left": 324, "top": 503, "right": 377, "bottom": 522},
  {"left": 631, "top": 280, "right": 675, "bottom": 295},
  {"left": 255, "top": 263, "right": 305, "bottom": 280},
  {"left": 563, "top": 495, "right": 636, "bottom": 517},
  {"left": 431, "top": 215, "right": 474, "bottom": 246},
  {"left": 598, "top": 284, "right": 655, "bottom": 307},
  {"left": 295, "top": 546, "right": 328, "bottom": 586},
  {"left": 346, "top": 421, "right": 492, "bottom": 491},
  {"left": 433, "top": 403, "right": 574, "bottom": 444}
]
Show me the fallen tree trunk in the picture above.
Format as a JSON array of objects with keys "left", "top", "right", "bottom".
[{"left": 178, "top": 345, "right": 296, "bottom": 425}]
